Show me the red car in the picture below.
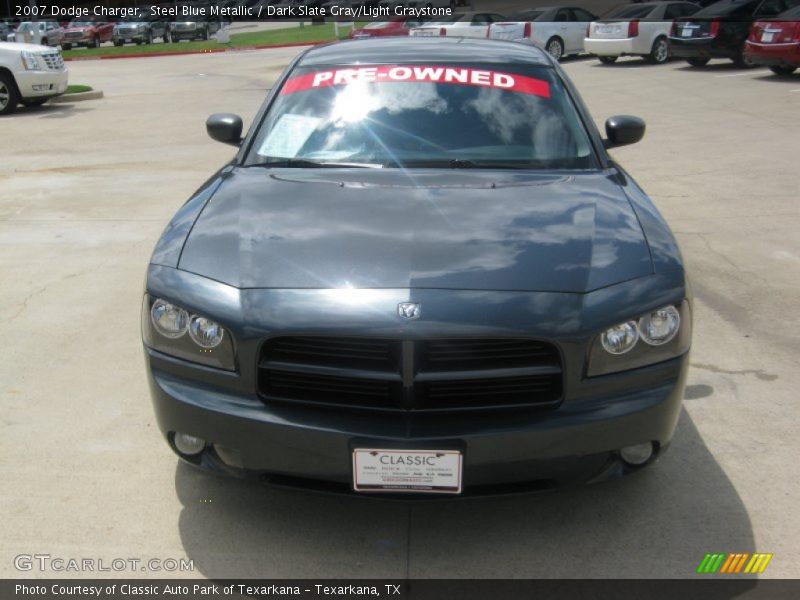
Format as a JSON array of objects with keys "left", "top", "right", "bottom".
[
  {"left": 745, "top": 5, "right": 800, "bottom": 75},
  {"left": 348, "top": 17, "right": 428, "bottom": 39},
  {"left": 61, "top": 19, "right": 115, "bottom": 50}
]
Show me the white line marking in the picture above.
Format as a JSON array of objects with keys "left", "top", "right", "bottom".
[{"left": 715, "top": 70, "right": 768, "bottom": 78}]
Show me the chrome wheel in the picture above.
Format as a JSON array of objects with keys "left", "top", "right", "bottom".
[
  {"left": 0, "top": 73, "right": 19, "bottom": 115},
  {"left": 546, "top": 38, "right": 564, "bottom": 61},
  {"left": 0, "top": 82, "right": 9, "bottom": 110},
  {"left": 652, "top": 38, "right": 668, "bottom": 64}
]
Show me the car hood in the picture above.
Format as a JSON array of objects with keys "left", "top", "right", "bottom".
[
  {"left": 178, "top": 168, "right": 653, "bottom": 292},
  {"left": 64, "top": 26, "right": 92, "bottom": 32},
  {"left": 0, "top": 41, "right": 53, "bottom": 52}
]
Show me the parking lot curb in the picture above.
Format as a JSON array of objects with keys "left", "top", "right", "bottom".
[
  {"left": 50, "top": 90, "right": 105, "bottom": 103},
  {"left": 62, "top": 41, "right": 320, "bottom": 62}
]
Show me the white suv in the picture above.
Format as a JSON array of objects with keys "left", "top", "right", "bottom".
[{"left": 0, "top": 42, "right": 69, "bottom": 115}]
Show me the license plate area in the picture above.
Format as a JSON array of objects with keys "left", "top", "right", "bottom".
[{"left": 353, "top": 448, "right": 462, "bottom": 494}]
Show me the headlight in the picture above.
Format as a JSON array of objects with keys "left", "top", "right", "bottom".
[
  {"left": 188, "top": 315, "right": 224, "bottom": 348},
  {"left": 142, "top": 296, "right": 236, "bottom": 370},
  {"left": 587, "top": 301, "right": 691, "bottom": 377},
  {"left": 600, "top": 321, "right": 638, "bottom": 355},
  {"left": 638, "top": 306, "right": 680, "bottom": 346},
  {"left": 21, "top": 51, "right": 46, "bottom": 71},
  {"left": 151, "top": 299, "right": 189, "bottom": 338}
]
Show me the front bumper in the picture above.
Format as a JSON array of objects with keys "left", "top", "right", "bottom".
[
  {"left": 16, "top": 69, "right": 69, "bottom": 99},
  {"left": 584, "top": 37, "right": 649, "bottom": 57},
  {"left": 744, "top": 41, "right": 800, "bottom": 67},
  {"left": 113, "top": 32, "right": 148, "bottom": 43},
  {"left": 147, "top": 344, "right": 688, "bottom": 495},
  {"left": 144, "top": 264, "right": 690, "bottom": 496}
]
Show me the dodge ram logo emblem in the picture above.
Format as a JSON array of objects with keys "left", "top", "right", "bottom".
[{"left": 398, "top": 302, "right": 421, "bottom": 320}]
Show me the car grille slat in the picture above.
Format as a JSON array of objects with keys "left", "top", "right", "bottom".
[{"left": 258, "top": 337, "right": 563, "bottom": 413}]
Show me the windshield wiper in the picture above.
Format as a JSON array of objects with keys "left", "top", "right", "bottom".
[
  {"left": 254, "top": 158, "right": 382, "bottom": 169},
  {"left": 400, "top": 159, "right": 533, "bottom": 170}
]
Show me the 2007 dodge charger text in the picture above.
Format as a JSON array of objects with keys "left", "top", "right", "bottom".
[{"left": 141, "top": 37, "right": 692, "bottom": 497}]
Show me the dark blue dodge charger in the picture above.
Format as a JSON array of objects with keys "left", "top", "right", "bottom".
[{"left": 143, "top": 37, "right": 691, "bottom": 496}]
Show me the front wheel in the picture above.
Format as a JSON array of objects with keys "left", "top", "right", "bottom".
[
  {"left": 545, "top": 37, "right": 564, "bottom": 62},
  {"left": 62, "top": 43, "right": 72, "bottom": 51},
  {"left": 648, "top": 37, "right": 669, "bottom": 64},
  {"left": 598, "top": 56, "right": 618, "bottom": 65},
  {"left": 147, "top": 31, "right": 154, "bottom": 45},
  {"left": 770, "top": 65, "right": 797, "bottom": 75},
  {"left": 0, "top": 72, "right": 20, "bottom": 116},
  {"left": 686, "top": 57, "right": 710, "bottom": 67},
  {"left": 92, "top": 36, "right": 100, "bottom": 48},
  {"left": 114, "top": 40, "right": 123, "bottom": 47}
]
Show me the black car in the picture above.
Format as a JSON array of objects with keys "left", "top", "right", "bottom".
[
  {"left": 670, "top": 0, "right": 800, "bottom": 66},
  {"left": 143, "top": 37, "right": 692, "bottom": 496}
]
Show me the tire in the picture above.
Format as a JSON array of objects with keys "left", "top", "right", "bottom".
[
  {"left": 92, "top": 36, "right": 100, "bottom": 48},
  {"left": 770, "top": 65, "right": 797, "bottom": 75},
  {"left": 598, "top": 56, "right": 618, "bottom": 64},
  {"left": 62, "top": 43, "right": 72, "bottom": 51},
  {"left": 21, "top": 98, "right": 47, "bottom": 107},
  {"left": 545, "top": 37, "right": 564, "bottom": 62},
  {"left": 114, "top": 40, "right": 123, "bottom": 47},
  {"left": 202, "top": 28, "right": 209, "bottom": 41},
  {"left": 147, "top": 31, "right": 154, "bottom": 45},
  {"left": 686, "top": 57, "right": 710, "bottom": 67},
  {"left": 732, "top": 50, "right": 755, "bottom": 68},
  {"left": 41, "top": 37, "right": 49, "bottom": 46},
  {"left": 648, "top": 37, "right": 669, "bottom": 65},
  {"left": 0, "top": 72, "right": 20, "bottom": 116},
  {"left": 165, "top": 31, "right": 172, "bottom": 43}
]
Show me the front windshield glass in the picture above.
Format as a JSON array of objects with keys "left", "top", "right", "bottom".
[{"left": 246, "top": 63, "right": 597, "bottom": 170}]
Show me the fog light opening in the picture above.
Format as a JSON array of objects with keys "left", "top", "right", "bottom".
[
  {"left": 620, "top": 442, "right": 655, "bottom": 466},
  {"left": 173, "top": 432, "right": 206, "bottom": 456}
]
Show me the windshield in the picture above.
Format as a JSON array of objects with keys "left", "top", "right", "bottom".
[
  {"left": 69, "top": 21, "right": 100, "bottom": 27},
  {"left": 246, "top": 63, "right": 597, "bottom": 170}
]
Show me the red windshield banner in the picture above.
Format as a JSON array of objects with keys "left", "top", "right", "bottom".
[{"left": 280, "top": 65, "right": 551, "bottom": 99}]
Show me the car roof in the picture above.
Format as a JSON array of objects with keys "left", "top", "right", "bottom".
[{"left": 298, "top": 37, "right": 553, "bottom": 67}]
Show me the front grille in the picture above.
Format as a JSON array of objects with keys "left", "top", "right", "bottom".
[
  {"left": 258, "top": 337, "right": 563, "bottom": 413},
  {"left": 41, "top": 52, "right": 64, "bottom": 71},
  {"left": 63, "top": 32, "right": 85, "bottom": 40}
]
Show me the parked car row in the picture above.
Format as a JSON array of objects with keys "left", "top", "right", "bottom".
[{"left": 348, "top": 1, "right": 800, "bottom": 74}]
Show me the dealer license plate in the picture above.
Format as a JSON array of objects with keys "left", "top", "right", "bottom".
[
  {"left": 353, "top": 449, "right": 462, "bottom": 494},
  {"left": 682, "top": 27, "right": 693, "bottom": 37},
  {"left": 762, "top": 32, "right": 774, "bottom": 42}
]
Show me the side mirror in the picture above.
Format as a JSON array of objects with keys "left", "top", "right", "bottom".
[
  {"left": 206, "top": 113, "right": 243, "bottom": 146},
  {"left": 604, "top": 115, "right": 645, "bottom": 149}
]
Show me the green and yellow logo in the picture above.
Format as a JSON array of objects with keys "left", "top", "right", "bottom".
[{"left": 697, "top": 553, "right": 773, "bottom": 574}]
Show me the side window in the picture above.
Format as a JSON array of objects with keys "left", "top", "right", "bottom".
[
  {"left": 488, "top": 14, "right": 506, "bottom": 22},
  {"left": 681, "top": 3, "right": 701, "bottom": 16},
  {"left": 571, "top": 9, "right": 596, "bottom": 22},
  {"left": 471, "top": 14, "right": 490, "bottom": 25},
  {"left": 755, "top": 0, "right": 785, "bottom": 16},
  {"left": 555, "top": 9, "right": 570, "bottom": 22},
  {"left": 664, "top": 4, "right": 681, "bottom": 19}
]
